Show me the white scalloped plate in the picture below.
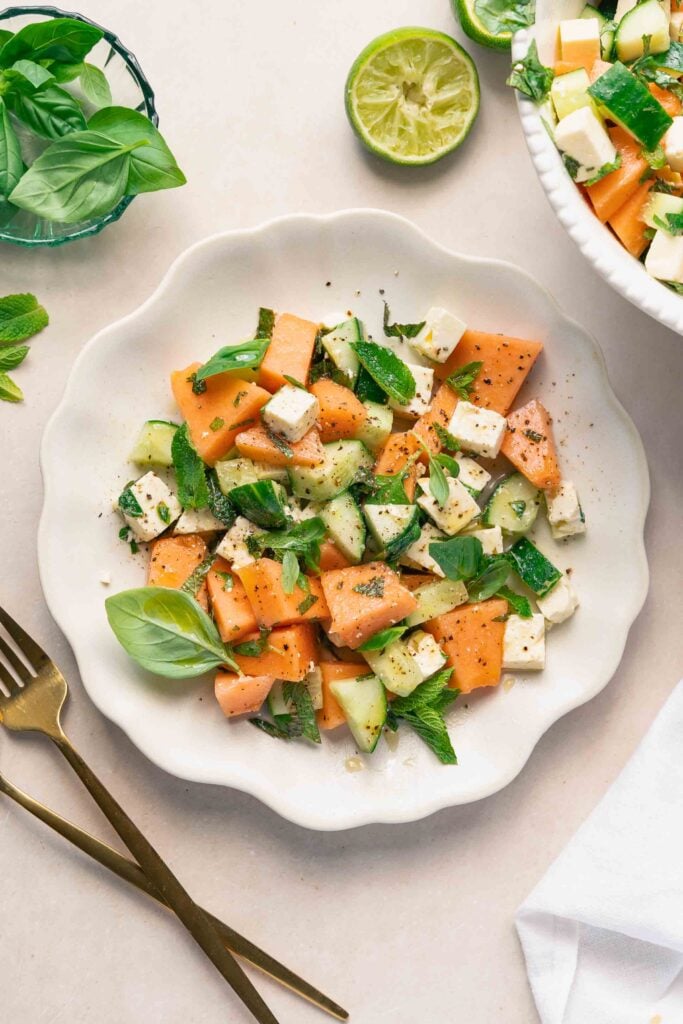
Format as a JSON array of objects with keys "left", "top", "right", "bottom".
[
  {"left": 39, "top": 211, "right": 649, "bottom": 830},
  {"left": 514, "top": 1, "right": 683, "bottom": 337}
]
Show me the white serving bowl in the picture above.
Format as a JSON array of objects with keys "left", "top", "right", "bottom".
[{"left": 514, "top": 0, "right": 683, "bottom": 336}]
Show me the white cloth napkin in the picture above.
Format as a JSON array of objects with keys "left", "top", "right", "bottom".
[{"left": 516, "top": 681, "right": 683, "bottom": 1024}]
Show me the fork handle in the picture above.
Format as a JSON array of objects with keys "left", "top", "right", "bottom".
[{"left": 52, "top": 732, "right": 280, "bottom": 1024}]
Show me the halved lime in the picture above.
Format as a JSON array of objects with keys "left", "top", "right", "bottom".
[
  {"left": 345, "top": 27, "right": 480, "bottom": 166},
  {"left": 453, "top": 0, "right": 535, "bottom": 53}
]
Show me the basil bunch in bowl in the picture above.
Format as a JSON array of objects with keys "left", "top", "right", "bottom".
[{"left": 0, "top": 6, "right": 185, "bottom": 246}]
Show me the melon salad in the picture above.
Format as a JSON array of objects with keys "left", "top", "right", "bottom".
[
  {"left": 509, "top": 0, "right": 683, "bottom": 291},
  {"left": 106, "top": 303, "right": 586, "bottom": 764}
]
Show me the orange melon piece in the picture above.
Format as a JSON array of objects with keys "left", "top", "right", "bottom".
[
  {"left": 236, "top": 558, "right": 329, "bottom": 627},
  {"left": 318, "top": 662, "right": 366, "bottom": 731},
  {"left": 400, "top": 573, "right": 436, "bottom": 592},
  {"left": 147, "top": 534, "right": 209, "bottom": 610},
  {"left": 590, "top": 59, "right": 613, "bottom": 83},
  {"left": 309, "top": 379, "right": 367, "bottom": 442},
  {"left": 235, "top": 422, "right": 325, "bottom": 467},
  {"left": 501, "top": 399, "right": 561, "bottom": 490},
  {"left": 609, "top": 180, "right": 653, "bottom": 259},
  {"left": 171, "top": 363, "right": 270, "bottom": 465},
  {"left": 318, "top": 540, "right": 352, "bottom": 572},
  {"left": 215, "top": 672, "right": 273, "bottom": 718},
  {"left": 424, "top": 600, "right": 507, "bottom": 694},
  {"left": 586, "top": 127, "right": 649, "bottom": 223},
  {"left": 435, "top": 330, "right": 543, "bottom": 416},
  {"left": 412, "top": 382, "right": 458, "bottom": 458},
  {"left": 206, "top": 558, "right": 257, "bottom": 643},
  {"left": 320, "top": 562, "right": 417, "bottom": 650},
  {"left": 554, "top": 60, "right": 585, "bottom": 75},
  {"left": 649, "top": 83, "right": 682, "bottom": 118},
  {"left": 258, "top": 313, "right": 318, "bottom": 393},
  {"left": 373, "top": 431, "right": 420, "bottom": 500},
  {"left": 233, "top": 624, "right": 318, "bottom": 680}
]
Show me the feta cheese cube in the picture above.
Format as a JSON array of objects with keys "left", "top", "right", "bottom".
[
  {"left": 399, "top": 522, "right": 447, "bottom": 576},
  {"left": 121, "top": 472, "right": 181, "bottom": 542},
  {"left": 463, "top": 525, "right": 504, "bottom": 555},
  {"left": 536, "top": 575, "right": 579, "bottom": 624},
  {"left": 503, "top": 614, "right": 546, "bottom": 671},
  {"left": 545, "top": 481, "right": 586, "bottom": 540},
  {"left": 389, "top": 364, "right": 434, "bottom": 419},
  {"left": 662, "top": 116, "right": 683, "bottom": 172},
  {"left": 409, "top": 307, "right": 467, "bottom": 363},
  {"left": 216, "top": 516, "right": 260, "bottom": 569},
  {"left": 405, "top": 630, "right": 448, "bottom": 680},
  {"left": 417, "top": 477, "right": 479, "bottom": 536},
  {"left": 305, "top": 665, "right": 324, "bottom": 710},
  {"left": 262, "top": 384, "right": 319, "bottom": 442},
  {"left": 559, "top": 18, "right": 601, "bottom": 68},
  {"left": 286, "top": 498, "right": 319, "bottom": 523},
  {"left": 554, "top": 106, "right": 617, "bottom": 184},
  {"left": 448, "top": 400, "right": 507, "bottom": 459},
  {"left": 174, "top": 507, "right": 225, "bottom": 535},
  {"left": 645, "top": 228, "right": 683, "bottom": 284},
  {"left": 455, "top": 453, "right": 491, "bottom": 495}
]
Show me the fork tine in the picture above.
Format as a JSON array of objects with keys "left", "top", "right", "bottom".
[
  {"left": 0, "top": 634, "right": 32, "bottom": 683},
  {"left": 0, "top": 605, "right": 49, "bottom": 673},
  {"left": 0, "top": 658, "right": 21, "bottom": 695}
]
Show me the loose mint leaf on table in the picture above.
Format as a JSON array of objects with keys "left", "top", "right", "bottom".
[
  {"left": 171, "top": 423, "right": 209, "bottom": 510},
  {"left": 79, "top": 62, "right": 112, "bottom": 108},
  {"left": 0, "top": 344, "right": 29, "bottom": 371},
  {"left": 89, "top": 107, "right": 186, "bottom": 194},
  {"left": 382, "top": 300, "right": 425, "bottom": 339},
  {"left": 0, "top": 98, "right": 23, "bottom": 197},
  {"left": 194, "top": 337, "right": 269, "bottom": 384},
  {"left": 0, "top": 17, "right": 103, "bottom": 67},
  {"left": 351, "top": 339, "right": 416, "bottom": 405},
  {"left": 6, "top": 82, "right": 87, "bottom": 140},
  {"left": 0, "top": 371, "right": 23, "bottom": 403},
  {"left": 9, "top": 131, "right": 146, "bottom": 223},
  {"left": 105, "top": 587, "right": 236, "bottom": 678},
  {"left": 473, "top": 0, "right": 534, "bottom": 34},
  {"left": 0, "top": 293, "right": 49, "bottom": 344},
  {"left": 507, "top": 40, "right": 554, "bottom": 102}
]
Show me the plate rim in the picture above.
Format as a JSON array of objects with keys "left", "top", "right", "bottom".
[{"left": 38, "top": 209, "right": 651, "bottom": 830}]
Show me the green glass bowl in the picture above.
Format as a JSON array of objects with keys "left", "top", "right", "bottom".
[{"left": 0, "top": 5, "right": 157, "bottom": 247}]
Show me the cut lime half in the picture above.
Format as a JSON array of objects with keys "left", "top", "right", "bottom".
[
  {"left": 453, "top": 0, "right": 535, "bottom": 52},
  {"left": 345, "top": 27, "right": 480, "bottom": 166}
]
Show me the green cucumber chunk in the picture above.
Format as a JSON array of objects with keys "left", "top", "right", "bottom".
[
  {"left": 363, "top": 503, "right": 420, "bottom": 561},
  {"left": 322, "top": 318, "right": 363, "bottom": 384},
  {"left": 229, "top": 480, "right": 288, "bottom": 528},
  {"left": 580, "top": 4, "right": 615, "bottom": 60},
  {"left": 404, "top": 578, "right": 469, "bottom": 628},
  {"left": 483, "top": 473, "right": 541, "bottom": 535},
  {"left": 507, "top": 537, "right": 562, "bottom": 597},
  {"left": 362, "top": 640, "right": 423, "bottom": 698},
  {"left": 129, "top": 420, "right": 178, "bottom": 467},
  {"left": 320, "top": 491, "right": 366, "bottom": 563},
  {"left": 289, "top": 439, "right": 373, "bottom": 501},
  {"left": 551, "top": 68, "right": 593, "bottom": 120},
  {"left": 215, "top": 456, "right": 288, "bottom": 493},
  {"left": 588, "top": 62, "right": 672, "bottom": 150},
  {"left": 355, "top": 400, "right": 393, "bottom": 451},
  {"left": 329, "top": 674, "right": 388, "bottom": 752},
  {"left": 614, "top": 0, "right": 670, "bottom": 62}
]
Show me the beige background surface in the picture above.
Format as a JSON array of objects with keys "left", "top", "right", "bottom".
[{"left": 1, "top": 1, "right": 681, "bottom": 1021}]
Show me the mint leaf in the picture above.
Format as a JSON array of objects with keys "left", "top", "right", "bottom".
[
  {"left": 445, "top": 360, "right": 483, "bottom": 400},
  {"left": 118, "top": 486, "right": 143, "bottom": 518},
  {"left": 0, "top": 343, "right": 28, "bottom": 371},
  {"left": 497, "top": 585, "right": 533, "bottom": 618},
  {"left": 283, "top": 682, "right": 321, "bottom": 744},
  {"left": 171, "top": 423, "right": 209, "bottom": 510},
  {"left": 180, "top": 556, "right": 214, "bottom": 599},
  {"left": 351, "top": 340, "right": 416, "bottom": 405},
  {"left": 0, "top": 293, "right": 49, "bottom": 344},
  {"left": 507, "top": 40, "right": 554, "bottom": 102},
  {"left": 281, "top": 549, "right": 300, "bottom": 594},
  {"left": 433, "top": 422, "right": 461, "bottom": 452},
  {"left": 359, "top": 625, "right": 408, "bottom": 652},
  {"left": 585, "top": 154, "right": 622, "bottom": 186},
  {"left": 256, "top": 306, "right": 275, "bottom": 339},
  {"left": 0, "top": 371, "right": 23, "bottom": 402},
  {"left": 353, "top": 576, "right": 385, "bottom": 598},
  {"left": 382, "top": 300, "right": 425, "bottom": 339},
  {"left": 473, "top": 0, "right": 534, "bottom": 35}
]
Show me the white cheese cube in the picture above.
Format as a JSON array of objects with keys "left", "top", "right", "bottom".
[
  {"left": 216, "top": 516, "right": 260, "bottom": 569},
  {"left": 409, "top": 307, "right": 466, "bottom": 363},
  {"left": 305, "top": 665, "right": 324, "bottom": 710},
  {"left": 671, "top": 11, "right": 683, "bottom": 41},
  {"left": 455, "top": 453, "right": 492, "bottom": 495},
  {"left": 662, "top": 116, "right": 683, "bottom": 172},
  {"left": 174, "top": 508, "right": 225, "bottom": 535},
  {"left": 645, "top": 228, "right": 683, "bottom": 283},
  {"left": 262, "top": 385, "right": 319, "bottom": 442},
  {"left": 463, "top": 525, "right": 504, "bottom": 555},
  {"left": 122, "top": 472, "right": 181, "bottom": 542},
  {"left": 536, "top": 575, "right": 579, "bottom": 624},
  {"left": 448, "top": 400, "right": 507, "bottom": 459},
  {"left": 399, "top": 522, "right": 447, "bottom": 576},
  {"left": 389, "top": 364, "right": 435, "bottom": 419},
  {"left": 545, "top": 481, "right": 586, "bottom": 540},
  {"left": 405, "top": 630, "right": 448, "bottom": 680},
  {"left": 286, "top": 498, "right": 319, "bottom": 523},
  {"left": 417, "top": 477, "right": 479, "bottom": 536},
  {"left": 554, "top": 106, "right": 617, "bottom": 184},
  {"left": 503, "top": 614, "right": 546, "bottom": 671}
]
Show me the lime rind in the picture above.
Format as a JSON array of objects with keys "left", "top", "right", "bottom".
[
  {"left": 453, "top": 0, "right": 524, "bottom": 52},
  {"left": 345, "top": 27, "right": 480, "bottom": 166}
]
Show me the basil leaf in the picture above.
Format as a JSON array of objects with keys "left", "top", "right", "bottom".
[
  {"left": 48, "top": 60, "right": 85, "bottom": 84},
  {"left": 382, "top": 301, "right": 425, "bottom": 339},
  {"left": 445, "top": 360, "right": 483, "bottom": 400},
  {"left": 0, "top": 343, "right": 28, "bottom": 371},
  {"left": 6, "top": 58, "right": 55, "bottom": 89},
  {"left": 88, "top": 106, "right": 186, "bottom": 194},
  {"left": 358, "top": 624, "right": 407, "bottom": 652},
  {"left": 9, "top": 131, "right": 144, "bottom": 224},
  {"left": 79, "top": 62, "right": 111, "bottom": 108},
  {"left": 171, "top": 424, "right": 209, "bottom": 510},
  {"left": 281, "top": 549, "right": 300, "bottom": 594},
  {"left": 0, "top": 18, "right": 102, "bottom": 67},
  {"left": 507, "top": 40, "right": 554, "bottom": 102},
  {"left": 467, "top": 556, "right": 510, "bottom": 602},
  {"left": 0, "top": 31, "right": 13, "bottom": 50},
  {"left": 6, "top": 82, "right": 86, "bottom": 140},
  {"left": 283, "top": 682, "right": 321, "bottom": 744},
  {"left": 429, "top": 456, "right": 450, "bottom": 508},
  {"left": 0, "top": 371, "right": 23, "bottom": 402},
  {"left": 0, "top": 97, "right": 23, "bottom": 197},
  {"left": 434, "top": 452, "right": 460, "bottom": 477},
  {"left": 206, "top": 469, "right": 235, "bottom": 526},
  {"left": 429, "top": 536, "right": 483, "bottom": 581},
  {"left": 351, "top": 340, "right": 416, "bottom": 404},
  {"left": 194, "top": 338, "right": 269, "bottom": 383},
  {"left": 473, "top": 0, "right": 534, "bottom": 35},
  {"left": 105, "top": 587, "right": 230, "bottom": 678},
  {"left": 497, "top": 585, "right": 532, "bottom": 618},
  {"left": 0, "top": 292, "right": 49, "bottom": 344},
  {"left": 118, "top": 486, "right": 143, "bottom": 518}
]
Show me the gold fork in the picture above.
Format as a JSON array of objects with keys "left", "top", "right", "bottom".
[
  {"left": 0, "top": 605, "right": 280, "bottom": 1024},
  {"left": 0, "top": 770, "right": 348, "bottom": 1020}
]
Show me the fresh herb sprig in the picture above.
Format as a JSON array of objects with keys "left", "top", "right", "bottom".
[
  {"left": 0, "top": 292, "right": 49, "bottom": 403},
  {"left": 445, "top": 361, "right": 483, "bottom": 400},
  {"left": 507, "top": 40, "right": 554, "bottom": 102},
  {"left": 429, "top": 535, "right": 510, "bottom": 602},
  {"left": 387, "top": 668, "right": 459, "bottom": 765}
]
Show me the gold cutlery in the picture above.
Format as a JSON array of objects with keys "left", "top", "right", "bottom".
[
  {"left": 0, "top": 769, "right": 348, "bottom": 1020},
  {"left": 0, "top": 605, "right": 280, "bottom": 1024}
]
